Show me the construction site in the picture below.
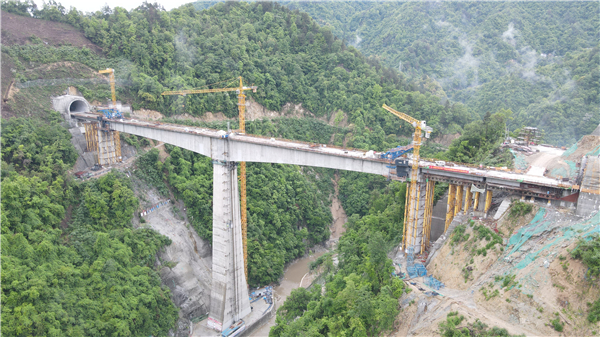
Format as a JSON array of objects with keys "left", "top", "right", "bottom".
[{"left": 50, "top": 72, "right": 600, "bottom": 335}]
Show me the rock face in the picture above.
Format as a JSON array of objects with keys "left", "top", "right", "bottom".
[
  {"left": 134, "top": 187, "right": 213, "bottom": 337},
  {"left": 69, "top": 126, "right": 97, "bottom": 171}
]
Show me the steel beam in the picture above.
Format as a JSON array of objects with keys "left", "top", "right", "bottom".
[
  {"left": 422, "top": 180, "right": 435, "bottom": 252},
  {"left": 402, "top": 182, "right": 410, "bottom": 250},
  {"left": 464, "top": 188, "right": 472, "bottom": 213}
]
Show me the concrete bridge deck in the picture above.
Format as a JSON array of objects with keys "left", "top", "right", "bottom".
[
  {"left": 70, "top": 111, "right": 586, "bottom": 333},
  {"left": 71, "top": 112, "right": 577, "bottom": 194}
]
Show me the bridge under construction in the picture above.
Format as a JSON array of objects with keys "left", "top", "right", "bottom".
[{"left": 63, "top": 98, "right": 597, "bottom": 334}]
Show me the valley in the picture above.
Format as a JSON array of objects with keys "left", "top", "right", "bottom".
[{"left": 1, "top": 2, "right": 599, "bottom": 337}]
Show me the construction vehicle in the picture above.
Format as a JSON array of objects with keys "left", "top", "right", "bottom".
[
  {"left": 221, "top": 320, "right": 245, "bottom": 337},
  {"left": 98, "top": 109, "right": 123, "bottom": 119},
  {"left": 380, "top": 144, "right": 414, "bottom": 161},
  {"left": 162, "top": 77, "right": 257, "bottom": 280},
  {"left": 382, "top": 104, "right": 432, "bottom": 253}
]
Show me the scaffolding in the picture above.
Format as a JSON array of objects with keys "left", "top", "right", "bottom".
[
  {"left": 425, "top": 276, "right": 445, "bottom": 290},
  {"left": 415, "top": 263, "right": 427, "bottom": 277},
  {"left": 83, "top": 121, "right": 122, "bottom": 165},
  {"left": 445, "top": 184, "right": 456, "bottom": 232},
  {"left": 422, "top": 180, "right": 435, "bottom": 251},
  {"left": 83, "top": 122, "right": 98, "bottom": 153}
]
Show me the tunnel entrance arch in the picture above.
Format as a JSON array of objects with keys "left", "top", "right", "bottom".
[
  {"left": 68, "top": 99, "right": 89, "bottom": 113},
  {"left": 52, "top": 95, "right": 91, "bottom": 119}
]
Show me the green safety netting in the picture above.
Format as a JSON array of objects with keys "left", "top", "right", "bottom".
[
  {"left": 562, "top": 142, "right": 578, "bottom": 157},
  {"left": 550, "top": 167, "right": 567, "bottom": 177},
  {"left": 587, "top": 144, "right": 600, "bottom": 156},
  {"left": 505, "top": 209, "right": 600, "bottom": 270},
  {"left": 510, "top": 149, "right": 529, "bottom": 170},
  {"left": 566, "top": 160, "right": 578, "bottom": 178}
]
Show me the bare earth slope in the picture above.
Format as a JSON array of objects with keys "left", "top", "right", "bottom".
[
  {"left": 1, "top": 10, "right": 101, "bottom": 51},
  {"left": 393, "top": 205, "right": 600, "bottom": 336},
  {"left": 1, "top": 11, "right": 104, "bottom": 118}
]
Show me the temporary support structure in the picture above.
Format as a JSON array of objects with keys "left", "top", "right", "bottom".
[
  {"left": 473, "top": 191, "right": 481, "bottom": 211},
  {"left": 83, "top": 120, "right": 121, "bottom": 165},
  {"left": 454, "top": 185, "right": 463, "bottom": 216},
  {"left": 445, "top": 184, "right": 456, "bottom": 232},
  {"left": 84, "top": 122, "right": 98, "bottom": 153},
  {"left": 162, "top": 77, "right": 257, "bottom": 281},
  {"left": 403, "top": 181, "right": 410, "bottom": 245},
  {"left": 464, "top": 188, "right": 472, "bottom": 213},
  {"left": 97, "top": 129, "right": 121, "bottom": 165},
  {"left": 382, "top": 104, "right": 432, "bottom": 252},
  {"left": 421, "top": 180, "right": 435, "bottom": 252},
  {"left": 484, "top": 190, "right": 493, "bottom": 214}
]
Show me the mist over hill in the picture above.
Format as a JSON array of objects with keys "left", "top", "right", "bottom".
[{"left": 278, "top": 1, "right": 600, "bottom": 146}]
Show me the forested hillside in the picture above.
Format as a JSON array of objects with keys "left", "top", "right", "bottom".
[
  {"left": 283, "top": 1, "right": 600, "bottom": 146},
  {"left": 271, "top": 182, "right": 407, "bottom": 336},
  {"left": 2, "top": 0, "right": 474, "bottom": 142},
  {"left": 1, "top": 114, "right": 179, "bottom": 336}
]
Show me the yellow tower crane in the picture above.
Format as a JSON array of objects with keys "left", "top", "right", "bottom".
[
  {"left": 162, "top": 77, "right": 257, "bottom": 281},
  {"left": 98, "top": 68, "right": 117, "bottom": 108},
  {"left": 382, "top": 104, "right": 432, "bottom": 253}
]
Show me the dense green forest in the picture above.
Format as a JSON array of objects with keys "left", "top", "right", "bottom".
[
  {"left": 1, "top": 113, "right": 179, "bottom": 336},
  {"left": 270, "top": 181, "right": 407, "bottom": 336},
  {"left": 2, "top": 0, "right": 475, "bottom": 142},
  {"left": 0, "top": 1, "right": 554, "bottom": 335},
  {"left": 282, "top": 1, "right": 600, "bottom": 146}
]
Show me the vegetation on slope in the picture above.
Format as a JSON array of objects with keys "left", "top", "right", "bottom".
[
  {"left": 284, "top": 2, "right": 600, "bottom": 145},
  {"left": 1, "top": 114, "right": 179, "bottom": 336},
  {"left": 271, "top": 182, "right": 407, "bottom": 336},
  {"left": 439, "top": 311, "right": 525, "bottom": 337},
  {"left": 3, "top": 0, "right": 472, "bottom": 142},
  {"left": 571, "top": 234, "right": 600, "bottom": 323},
  {"left": 135, "top": 141, "right": 334, "bottom": 287},
  {"left": 443, "top": 109, "right": 514, "bottom": 167}
]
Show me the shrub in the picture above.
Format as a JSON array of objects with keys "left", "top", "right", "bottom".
[
  {"left": 550, "top": 317, "right": 564, "bottom": 332},
  {"left": 509, "top": 200, "right": 533, "bottom": 218}
]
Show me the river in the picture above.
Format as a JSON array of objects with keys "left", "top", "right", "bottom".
[{"left": 250, "top": 250, "right": 326, "bottom": 336}]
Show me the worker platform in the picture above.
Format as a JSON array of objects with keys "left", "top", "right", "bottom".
[{"left": 192, "top": 291, "right": 275, "bottom": 336}]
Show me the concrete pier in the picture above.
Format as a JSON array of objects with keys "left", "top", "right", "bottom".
[{"left": 208, "top": 156, "right": 251, "bottom": 331}]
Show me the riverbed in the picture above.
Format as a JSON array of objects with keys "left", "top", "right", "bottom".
[{"left": 250, "top": 250, "right": 326, "bottom": 336}]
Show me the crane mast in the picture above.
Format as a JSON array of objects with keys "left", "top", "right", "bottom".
[
  {"left": 162, "top": 77, "right": 257, "bottom": 281},
  {"left": 382, "top": 104, "right": 432, "bottom": 253},
  {"left": 98, "top": 68, "right": 116, "bottom": 108}
]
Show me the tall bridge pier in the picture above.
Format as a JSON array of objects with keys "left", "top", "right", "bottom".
[{"left": 208, "top": 156, "right": 251, "bottom": 331}]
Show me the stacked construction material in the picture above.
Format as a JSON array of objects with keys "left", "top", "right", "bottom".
[
  {"left": 415, "top": 263, "right": 427, "bottom": 277},
  {"left": 406, "top": 247, "right": 418, "bottom": 278},
  {"left": 140, "top": 199, "right": 171, "bottom": 217},
  {"left": 425, "top": 276, "right": 445, "bottom": 290}
]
